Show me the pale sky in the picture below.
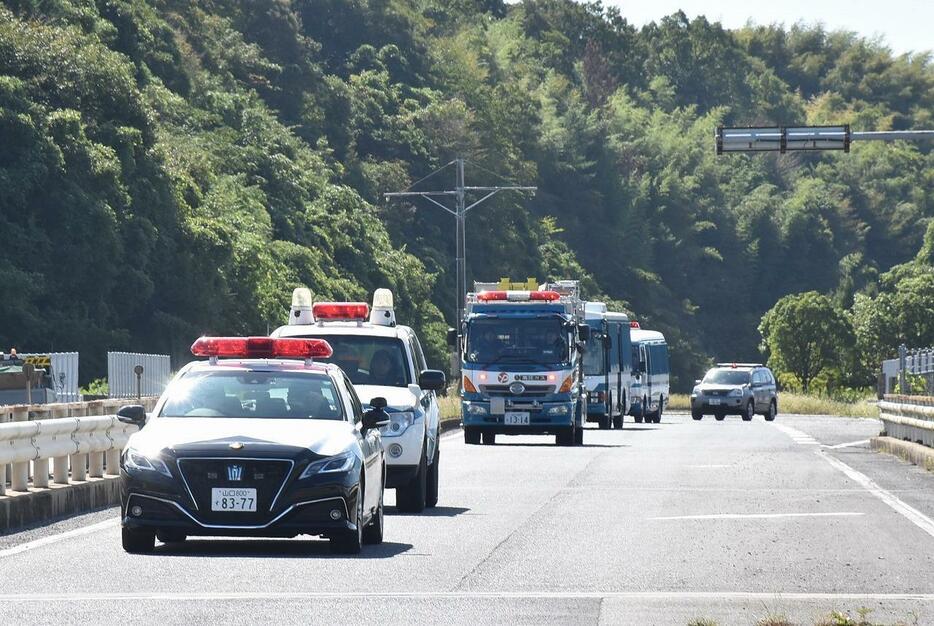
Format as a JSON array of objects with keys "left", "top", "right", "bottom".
[{"left": 609, "top": 0, "right": 932, "bottom": 55}]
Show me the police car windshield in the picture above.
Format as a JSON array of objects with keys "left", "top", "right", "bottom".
[
  {"left": 159, "top": 371, "right": 344, "bottom": 420},
  {"left": 298, "top": 336, "right": 411, "bottom": 387},
  {"left": 466, "top": 318, "right": 568, "bottom": 365},
  {"left": 703, "top": 369, "right": 751, "bottom": 385}
]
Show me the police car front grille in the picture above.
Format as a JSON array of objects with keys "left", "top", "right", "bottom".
[
  {"left": 480, "top": 384, "right": 556, "bottom": 397},
  {"left": 178, "top": 458, "right": 293, "bottom": 525}
]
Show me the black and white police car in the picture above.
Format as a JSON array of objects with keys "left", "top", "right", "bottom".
[
  {"left": 272, "top": 288, "right": 445, "bottom": 513},
  {"left": 118, "top": 336, "right": 388, "bottom": 554}
]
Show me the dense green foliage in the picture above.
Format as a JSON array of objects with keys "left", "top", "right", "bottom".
[{"left": 0, "top": 0, "right": 931, "bottom": 387}]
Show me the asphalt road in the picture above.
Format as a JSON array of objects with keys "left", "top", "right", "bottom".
[{"left": 2, "top": 412, "right": 934, "bottom": 626}]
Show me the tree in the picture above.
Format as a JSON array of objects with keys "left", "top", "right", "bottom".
[{"left": 759, "top": 292, "right": 854, "bottom": 392}]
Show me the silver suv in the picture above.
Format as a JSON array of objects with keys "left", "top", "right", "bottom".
[{"left": 691, "top": 363, "right": 777, "bottom": 422}]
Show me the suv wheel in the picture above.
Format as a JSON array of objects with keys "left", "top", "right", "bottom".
[
  {"left": 691, "top": 410, "right": 703, "bottom": 421},
  {"left": 714, "top": 412, "right": 725, "bottom": 421},
  {"left": 765, "top": 400, "right": 777, "bottom": 422},
  {"left": 742, "top": 401, "right": 754, "bottom": 421}
]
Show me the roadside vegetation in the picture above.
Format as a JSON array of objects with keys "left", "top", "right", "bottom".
[{"left": 1, "top": 1, "right": 931, "bottom": 389}]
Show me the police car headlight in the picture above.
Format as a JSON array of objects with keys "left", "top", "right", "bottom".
[
  {"left": 384, "top": 411, "right": 416, "bottom": 434},
  {"left": 124, "top": 448, "right": 172, "bottom": 478},
  {"left": 300, "top": 452, "right": 355, "bottom": 478},
  {"left": 728, "top": 388, "right": 744, "bottom": 397},
  {"left": 467, "top": 404, "right": 487, "bottom": 416},
  {"left": 547, "top": 405, "right": 570, "bottom": 415}
]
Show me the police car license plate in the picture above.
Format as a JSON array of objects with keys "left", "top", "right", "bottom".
[
  {"left": 709, "top": 398, "right": 721, "bottom": 405},
  {"left": 504, "top": 412, "right": 530, "bottom": 425},
  {"left": 211, "top": 488, "right": 257, "bottom": 512}
]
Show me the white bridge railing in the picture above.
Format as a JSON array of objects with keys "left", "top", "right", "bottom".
[
  {"left": 0, "top": 398, "right": 157, "bottom": 496},
  {"left": 878, "top": 396, "right": 934, "bottom": 448}
]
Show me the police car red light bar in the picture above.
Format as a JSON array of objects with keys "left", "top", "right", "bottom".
[
  {"left": 529, "top": 291, "right": 560, "bottom": 301},
  {"left": 190, "top": 337, "right": 333, "bottom": 359},
  {"left": 312, "top": 302, "right": 369, "bottom": 320},
  {"left": 630, "top": 321, "right": 640, "bottom": 329}
]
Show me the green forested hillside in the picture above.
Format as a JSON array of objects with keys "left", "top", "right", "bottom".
[{"left": 1, "top": 0, "right": 931, "bottom": 388}]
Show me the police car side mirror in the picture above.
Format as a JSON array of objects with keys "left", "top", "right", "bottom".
[
  {"left": 446, "top": 328, "right": 458, "bottom": 348},
  {"left": 117, "top": 405, "right": 147, "bottom": 427},
  {"left": 418, "top": 369, "right": 446, "bottom": 392},
  {"left": 363, "top": 397, "right": 390, "bottom": 431},
  {"left": 578, "top": 325, "right": 591, "bottom": 342}
]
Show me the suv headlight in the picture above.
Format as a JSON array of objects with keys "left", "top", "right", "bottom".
[
  {"left": 728, "top": 388, "right": 744, "bottom": 397},
  {"left": 124, "top": 448, "right": 172, "bottom": 478},
  {"left": 691, "top": 387, "right": 700, "bottom": 396},
  {"left": 300, "top": 452, "right": 355, "bottom": 479},
  {"left": 383, "top": 410, "right": 416, "bottom": 435}
]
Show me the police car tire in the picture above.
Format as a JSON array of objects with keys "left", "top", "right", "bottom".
[
  {"left": 464, "top": 427, "right": 480, "bottom": 445},
  {"left": 426, "top": 444, "right": 439, "bottom": 508},
  {"left": 556, "top": 426, "right": 574, "bottom": 446},
  {"left": 396, "top": 449, "right": 427, "bottom": 513},
  {"left": 331, "top": 489, "right": 364, "bottom": 554},
  {"left": 362, "top": 488, "right": 384, "bottom": 545},
  {"left": 742, "top": 401, "right": 754, "bottom": 421},
  {"left": 122, "top": 527, "right": 155, "bottom": 554}
]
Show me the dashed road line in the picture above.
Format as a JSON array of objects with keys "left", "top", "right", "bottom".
[{"left": 773, "top": 423, "right": 821, "bottom": 445}]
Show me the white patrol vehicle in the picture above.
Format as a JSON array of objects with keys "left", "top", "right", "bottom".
[{"left": 272, "top": 288, "right": 446, "bottom": 512}]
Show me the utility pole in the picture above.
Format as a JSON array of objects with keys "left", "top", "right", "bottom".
[{"left": 385, "top": 157, "right": 536, "bottom": 354}]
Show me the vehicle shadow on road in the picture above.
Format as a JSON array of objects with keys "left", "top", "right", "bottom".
[
  {"left": 152, "top": 539, "right": 413, "bottom": 559},
  {"left": 621, "top": 427, "right": 659, "bottom": 432},
  {"left": 386, "top": 506, "right": 471, "bottom": 517}
]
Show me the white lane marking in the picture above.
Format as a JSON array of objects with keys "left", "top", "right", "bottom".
[
  {"left": 3, "top": 591, "right": 934, "bottom": 602},
  {"left": 773, "top": 423, "right": 821, "bottom": 445},
  {"left": 649, "top": 512, "right": 864, "bottom": 521},
  {"left": 820, "top": 451, "right": 934, "bottom": 539},
  {"left": 825, "top": 439, "right": 870, "bottom": 450},
  {"left": 0, "top": 518, "right": 119, "bottom": 559}
]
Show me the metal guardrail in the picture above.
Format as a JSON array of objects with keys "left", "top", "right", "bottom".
[
  {"left": 879, "top": 397, "right": 934, "bottom": 448},
  {"left": 107, "top": 352, "right": 171, "bottom": 399},
  {"left": 0, "top": 398, "right": 158, "bottom": 496}
]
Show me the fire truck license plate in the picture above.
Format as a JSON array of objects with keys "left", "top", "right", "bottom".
[{"left": 504, "top": 412, "right": 530, "bottom": 425}]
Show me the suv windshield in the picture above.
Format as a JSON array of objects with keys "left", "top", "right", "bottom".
[
  {"left": 160, "top": 371, "right": 344, "bottom": 420},
  {"left": 703, "top": 369, "right": 751, "bottom": 385},
  {"left": 294, "top": 335, "right": 411, "bottom": 387},
  {"left": 466, "top": 317, "right": 569, "bottom": 365}
]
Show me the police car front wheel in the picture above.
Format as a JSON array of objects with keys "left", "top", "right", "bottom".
[{"left": 122, "top": 527, "right": 155, "bottom": 554}]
